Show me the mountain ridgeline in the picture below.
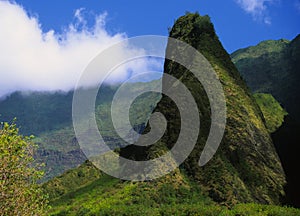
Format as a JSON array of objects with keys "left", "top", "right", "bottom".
[
  {"left": 231, "top": 35, "right": 300, "bottom": 120},
  {"left": 120, "top": 13, "right": 285, "bottom": 205},
  {"left": 1, "top": 13, "right": 298, "bottom": 215},
  {"left": 0, "top": 82, "right": 161, "bottom": 181},
  {"left": 42, "top": 14, "right": 300, "bottom": 215},
  {"left": 232, "top": 35, "right": 300, "bottom": 207}
]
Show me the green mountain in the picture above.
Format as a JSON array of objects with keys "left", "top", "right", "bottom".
[
  {"left": 231, "top": 35, "right": 300, "bottom": 120},
  {"left": 120, "top": 12, "right": 285, "bottom": 205},
  {"left": 0, "top": 91, "right": 73, "bottom": 136},
  {"left": 1, "top": 12, "right": 296, "bottom": 215},
  {"left": 0, "top": 81, "right": 161, "bottom": 181},
  {"left": 39, "top": 13, "right": 300, "bottom": 215},
  {"left": 231, "top": 35, "right": 300, "bottom": 207},
  {"left": 42, "top": 90, "right": 292, "bottom": 214}
]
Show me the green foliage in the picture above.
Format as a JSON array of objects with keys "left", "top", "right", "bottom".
[
  {"left": 231, "top": 39, "right": 289, "bottom": 95},
  {"left": 44, "top": 163, "right": 299, "bottom": 215},
  {"left": 254, "top": 93, "right": 288, "bottom": 133},
  {"left": 45, "top": 165, "right": 214, "bottom": 215},
  {"left": 0, "top": 121, "right": 48, "bottom": 215},
  {"left": 0, "top": 91, "right": 73, "bottom": 135},
  {"left": 43, "top": 160, "right": 101, "bottom": 200},
  {"left": 221, "top": 203, "right": 300, "bottom": 216},
  {"left": 231, "top": 35, "right": 300, "bottom": 120},
  {"left": 0, "top": 12, "right": 296, "bottom": 215},
  {"left": 0, "top": 80, "right": 161, "bottom": 181},
  {"left": 231, "top": 35, "right": 300, "bottom": 207},
  {"left": 32, "top": 126, "right": 87, "bottom": 181},
  {"left": 122, "top": 12, "right": 285, "bottom": 205},
  {"left": 231, "top": 39, "right": 290, "bottom": 63}
]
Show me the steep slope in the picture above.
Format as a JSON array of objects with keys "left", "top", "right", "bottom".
[
  {"left": 231, "top": 35, "right": 300, "bottom": 120},
  {"left": 231, "top": 35, "right": 300, "bottom": 207},
  {"left": 253, "top": 93, "right": 288, "bottom": 133},
  {"left": 231, "top": 39, "right": 290, "bottom": 95},
  {"left": 120, "top": 13, "right": 286, "bottom": 205},
  {"left": 43, "top": 13, "right": 296, "bottom": 215}
]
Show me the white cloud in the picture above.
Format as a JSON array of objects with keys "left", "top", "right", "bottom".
[
  {"left": 0, "top": 1, "right": 160, "bottom": 98},
  {"left": 235, "top": 0, "right": 275, "bottom": 24}
]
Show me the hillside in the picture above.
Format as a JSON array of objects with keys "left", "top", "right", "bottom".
[
  {"left": 231, "top": 35, "right": 300, "bottom": 120},
  {"left": 231, "top": 35, "right": 300, "bottom": 207},
  {"left": 0, "top": 81, "right": 161, "bottom": 181},
  {"left": 120, "top": 13, "right": 285, "bottom": 205},
  {"left": 253, "top": 93, "right": 288, "bottom": 133},
  {"left": 40, "top": 13, "right": 297, "bottom": 215},
  {"left": 44, "top": 161, "right": 300, "bottom": 216}
]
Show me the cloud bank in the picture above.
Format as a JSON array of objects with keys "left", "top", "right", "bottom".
[
  {"left": 0, "top": 1, "right": 159, "bottom": 98},
  {"left": 235, "top": 0, "right": 274, "bottom": 24}
]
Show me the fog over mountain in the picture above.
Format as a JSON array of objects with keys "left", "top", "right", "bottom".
[{"left": 0, "top": 1, "right": 159, "bottom": 98}]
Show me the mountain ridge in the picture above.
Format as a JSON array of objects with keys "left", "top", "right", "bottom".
[
  {"left": 1, "top": 12, "right": 296, "bottom": 215},
  {"left": 231, "top": 34, "right": 300, "bottom": 207},
  {"left": 120, "top": 12, "right": 285, "bottom": 205}
]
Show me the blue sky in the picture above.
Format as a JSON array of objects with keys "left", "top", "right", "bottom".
[
  {"left": 0, "top": 0, "right": 299, "bottom": 96},
  {"left": 14, "top": 0, "right": 300, "bottom": 52}
]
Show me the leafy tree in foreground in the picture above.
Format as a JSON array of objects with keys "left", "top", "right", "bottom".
[{"left": 0, "top": 121, "right": 48, "bottom": 216}]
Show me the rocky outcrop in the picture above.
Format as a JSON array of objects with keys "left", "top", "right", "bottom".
[{"left": 121, "top": 13, "right": 286, "bottom": 205}]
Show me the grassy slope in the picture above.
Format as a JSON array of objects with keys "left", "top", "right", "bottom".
[
  {"left": 231, "top": 39, "right": 290, "bottom": 62},
  {"left": 253, "top": 93, "right": 288, "bottom": 133},
  {"left": 44, "top": 162, "right": 300, "bottom": 216}
]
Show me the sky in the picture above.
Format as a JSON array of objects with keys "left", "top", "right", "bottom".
[{"left": 0, "top": 0, "right": 299, "bottom": 97}]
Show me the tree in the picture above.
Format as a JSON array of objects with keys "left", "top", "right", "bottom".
[{"left": 0, "top": 121, "right": 48, "bottom": 215}]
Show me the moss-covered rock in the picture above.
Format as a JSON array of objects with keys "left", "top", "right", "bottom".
[
  {"left": 231, "top": 34, "right": 300, "bottom": 207},
  {"left": 121, "top": 13, "right": 286, "bottom": 205}
]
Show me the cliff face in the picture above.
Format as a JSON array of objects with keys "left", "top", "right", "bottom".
[
  {"left": 232, "top": 35, "right": 300, "bottom": 207},
  {"left": 121, "top": 13, "right": 286, "bottom": 205}
]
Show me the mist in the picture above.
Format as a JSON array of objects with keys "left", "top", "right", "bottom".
[{"left": 0, "top": 1, "right": 160, "bottom": 98}]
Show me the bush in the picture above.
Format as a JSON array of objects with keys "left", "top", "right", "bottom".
[{"left": 0, "top": 121, "right": 48, "bottom": 215}]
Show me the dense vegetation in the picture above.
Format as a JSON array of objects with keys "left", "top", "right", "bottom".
[
  {"left": 253, "top": 93, "right": 288, "bottom": 133},
  {"left": 1, "top": 12, "right": 298, "bottom": 215},
  {"left": 0, "top": 81, "right": 161, "bottom": 181},
  {"left": 121, "top": 12, "right": 285, "bottom": 205},
  {"left": 231, "top": 35, "right": 300, "bottom": 207},
  {"left": 0, "top": 122, "right": 48, "bottom": 215},
  {"left": 0, "top": 91, "right": 73, "bottom": 136},
  {"left": 44, "top": 162, "right": 300, "bottom": 216},
  {"left": 231, "top": 35, "right": 300, "bottom": 120}
]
